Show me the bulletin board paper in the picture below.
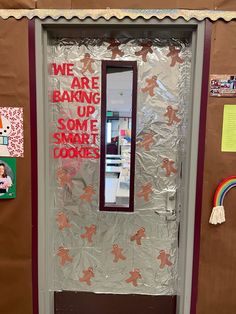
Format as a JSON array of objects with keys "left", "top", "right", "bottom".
[
  {"left": 0, "top": 18, "right": 32, "bottom": 314},
  {"left": 221, "top": 105, "right": 236, "bottom": 152}
]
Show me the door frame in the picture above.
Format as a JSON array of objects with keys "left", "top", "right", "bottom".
[{"left": 30, "top": 16, "right": 208, "bottom": 314}]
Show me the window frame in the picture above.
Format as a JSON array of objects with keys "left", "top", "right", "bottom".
[{"left": 99, "top": 60, "right": 138, "bottom": 212}]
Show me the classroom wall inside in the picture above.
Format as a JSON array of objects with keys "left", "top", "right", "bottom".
[
  {"left": 0, "top": 17, "right": 32, "bottom": 314},
  {"left": 196, "top": 20, "right": 236, "bottom": 314},
  {"left": 0, "top": 3, "right": 236, "bottom": 314}
]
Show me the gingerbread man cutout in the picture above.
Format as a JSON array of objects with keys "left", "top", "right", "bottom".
[
  {"left": 62, "top": 157, "right": 82, "bottom": 177},
  {"left": 57, "top": 246, "right": 73, "bottom": 266},
  {"left": 164, "top": 105, "right": 181, "bottom": 126},
  {"left": 80, "top": 53, "right": 95, "bottom": 74},
  {"left": 139, "top": 133, "right": 154, "bottom": 151},
  {"left": 56, "top": 212, "right": 71, "bottom": 230},
  {"left": 135, "top": 41, "right": 153, "bottom": 62},
  {"left": 166, "top": 46, "right": 184, "bottom": 67},
  {"left": 130, "top": 227, "right": 146, "bottom": 245},
  {"left": 157, "top": 250, "right": 172, "bottom": 269},
  {"left": 107, "top": 39, "right": 124, "bottom": 59},
  {"left": 141, "top": 75, "right": 158, "bottom": 97},
  {"left": 161, "top": 158, "right": 177, "bottom": 177},
  {"left": 79, "top": 267, "right": 94, "bottom": 286},
  {"left": 137, "top": 183, "right": 153, "bottom": 202},
  {"left": 56, "top": 167, "right": 73, "bottom": 190},
  {"left": 111, "top": 244, "right": 126, "bottom": 263},
  {"left": 125, "top": 269, "right": 142, "bottom": 287},
  {"left": 80, "top": 185, "right": 95, "bottom": 202},
  {"left": 80, "top": 224, "right": 96, "bottom": 243}
]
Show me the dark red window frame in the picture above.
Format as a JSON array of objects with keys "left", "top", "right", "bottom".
[{"left": 99, "top": 60, "right": 138, "bottom": 212}]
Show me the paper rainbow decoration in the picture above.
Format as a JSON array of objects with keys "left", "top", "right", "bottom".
[{"left": 209, "top": 176, "right": 236, "bottom": 225}]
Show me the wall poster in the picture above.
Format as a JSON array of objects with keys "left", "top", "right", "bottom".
[
  {"left": 0, "top": 157, "right": 16, "bottom": 199},
  {"left": 0, "top": 107, "right": 24, "bottom": 157},
  {"left": 210, "top": 75, "right": 236, "bottom": 97},
  {"left": 221, "top": 105, "right": 236, "bottom": 152}
]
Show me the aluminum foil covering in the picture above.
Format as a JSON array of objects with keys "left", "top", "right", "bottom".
[{"left": 47, "top": 35, "right": 191, "bottom": 295}]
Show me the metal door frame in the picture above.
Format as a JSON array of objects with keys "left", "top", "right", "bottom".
[{"left": 34, "top": 16, "right": 206, "bottom": 314}]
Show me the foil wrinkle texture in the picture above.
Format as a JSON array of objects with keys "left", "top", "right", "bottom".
[{"left": 48, "top": 35, "right": 191, "bottom": 295}]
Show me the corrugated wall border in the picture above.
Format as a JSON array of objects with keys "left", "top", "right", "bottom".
[{"left": 0, "top": 9, "right": 235, "bottom": 21}]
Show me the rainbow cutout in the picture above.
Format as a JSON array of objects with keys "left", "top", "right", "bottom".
[{"left": 213, "top": 176, "right": 236, "bottom": 207}]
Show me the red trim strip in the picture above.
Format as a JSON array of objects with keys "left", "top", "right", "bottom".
[
  {"left": 28, "top": 19, "right": 39, "bottom": 314},
  {"left": 99, "top": 60, "right": 137, "bottom": 212},
  {"left": 190, "top": 19, "right": 212, "bottom": 314}
]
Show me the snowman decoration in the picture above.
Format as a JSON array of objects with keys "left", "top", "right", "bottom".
[{"left": 0, "top": 114, "right": 11, "bottom": 156}]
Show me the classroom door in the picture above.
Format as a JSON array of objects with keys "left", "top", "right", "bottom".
[{"left": 45, "top": 30, "right": 192, "bottom": 314}]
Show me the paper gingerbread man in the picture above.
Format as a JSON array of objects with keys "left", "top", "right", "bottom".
[
  {"left": 79, "top": 185, "right": 95, "bottom": 202},
  {"left": 157, "top": 250, "right": 172, "bottom": 269},
  {"left": 135, "top": 41, "right": 153, "bottom": 62},
  {"left": 56, "top": 212, "right": 71, "bottom": 230},
  {"left": 107, "top": 39, "right": 124, "bottom": 59},
  {"left": 56, "top": 167, "right": 73, "bottom": 190},
  {"left": 79, "top": 267, "right": 94, "bottom": 286},
  {"left": 164, "top": 105, "right": 181, "bottom": 126},
  {"left": 80, "top": 53, "right": 95, "bottom": 74},
  {"left": 166, "top": 46, "right": 184, "bottom": 67},
  {"left": 130, "top": 227, "right": 146, "bottom": 245},
  {"left": 125, "top": 269, "right": 142, "bottom": 287},
  {"left": 62, "top": 157, "right": 82, "bottom": 177},
  {"left": 139, "top": 133, "right": 154, "bottom": 151},
  {"left": 161, "top": 158, "right": 177, "bottom": 177},
  {"left": 111, "top": 244, "right": 126, "bottom": 262},
  {"left": 80, "top": 224, "right": 96, "bottom": 243},
  {"left": 137, "top": 183, "right": 153, "bottom": 202},
  {"left": 57, "top": 246, "right": 73, "bottom": 266},
  {"left": 141, "top": 75, "right": 158, "bottom": 97}
]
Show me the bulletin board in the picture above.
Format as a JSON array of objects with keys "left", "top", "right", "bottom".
[
  {"left": 0, "top": 18, "right": 32, "bottom": 314},
  {"left": 196, "top": 20, "right": 236, "bottom": 314}
]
